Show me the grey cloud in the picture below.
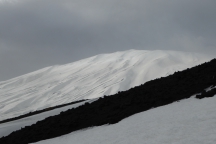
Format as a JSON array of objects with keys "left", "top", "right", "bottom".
[{"left": 0, "top": 0, "right": 216, "bottom": 80}]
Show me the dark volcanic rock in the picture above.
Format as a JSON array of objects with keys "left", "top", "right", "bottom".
[
  {"left": 0, "top": 59, "right": 216, "bottom": 144},
  {"left": 196, "top": 88, "right": 216, "bottom": 99}
]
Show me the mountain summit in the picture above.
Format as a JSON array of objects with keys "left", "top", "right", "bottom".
[{"left": 0, "top": 50, "right": 212, "bottom": 121}]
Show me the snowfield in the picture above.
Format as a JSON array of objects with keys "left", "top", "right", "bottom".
[
  {"left": 0, "top": 50, "right": 213, "bottom": 121},
  {"left": 32, "top": 95, "right": 216, "bottom": 144}
]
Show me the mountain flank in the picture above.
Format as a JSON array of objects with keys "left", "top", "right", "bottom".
[
  {"left": 0, "top": 58, "right": 216, "bottom": 144},
  {"left": 0, "top": 50, "right": 211, "bottom": 121}
]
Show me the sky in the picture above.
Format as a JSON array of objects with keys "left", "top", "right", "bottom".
[{"left": 0, "top": 0, "right": 216, "bottom": 81}]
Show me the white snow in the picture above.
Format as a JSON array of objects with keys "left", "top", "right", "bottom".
[
  {"left": 0, "top": 50, "right": 213, "bottom": 121},
  {"left": 32, "top": 95, "right": 216, "bottom": 144}
]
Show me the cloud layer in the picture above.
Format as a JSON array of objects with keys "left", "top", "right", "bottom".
[{"left": 0, "top": 0, "right": 216, "bottom": 80}]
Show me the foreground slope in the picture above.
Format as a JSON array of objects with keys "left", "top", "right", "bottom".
[
  {"left": 33, "top": 96, "right": 216, "bottom": 144},
  {"left": 0, "top": 50, "right": 212, "bottom": 121}
]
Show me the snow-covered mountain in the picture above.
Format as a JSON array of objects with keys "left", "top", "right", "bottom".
[{"left": 0, "top": 50, "right": 213, "bottom": 121}]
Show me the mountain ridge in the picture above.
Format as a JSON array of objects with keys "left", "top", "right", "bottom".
[
  {"left": 0, "top": 50, "right": 213, "bottom": 121},
  {"left": 0, "top": 57, "right": 215, "bottom": 144}
]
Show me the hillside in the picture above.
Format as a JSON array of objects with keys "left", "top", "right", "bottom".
[
  {"left": 0, "top": 50, "right": 212, "bottom": 121},
  {"left": 0, "top": 56, "right": 215, "bottom": 144},
  {"left": 34, "top": 95, "right": 216, "bottom": 144}
]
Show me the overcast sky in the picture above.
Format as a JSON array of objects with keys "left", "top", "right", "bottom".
[{"left": 0, "top": 0, "right": 216, "bottom": 81}]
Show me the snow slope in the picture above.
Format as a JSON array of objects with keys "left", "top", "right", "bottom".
[
  {"left": 0, "top": 50, "right": 213, "bottom": 121},
  {"left": 33, "top": 95, "right": 216, "bottom": 144}
]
